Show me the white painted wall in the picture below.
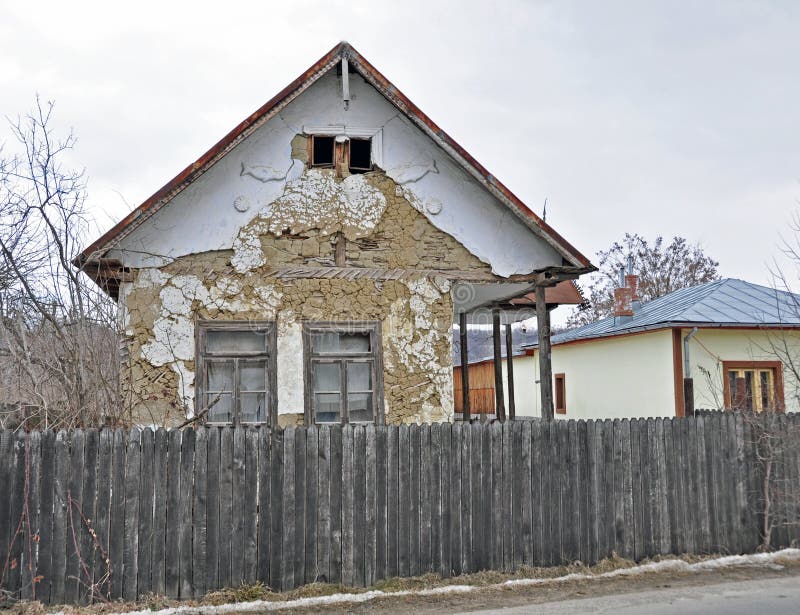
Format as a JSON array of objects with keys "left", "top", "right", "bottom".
[
  {"left": 108, "top": 70, "right": 562, "bottom": 277},
  {"left": 686, "top": 328, "right": 800, "bottom": 413}
]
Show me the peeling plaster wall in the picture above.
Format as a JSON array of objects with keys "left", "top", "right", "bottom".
[{"left": 109, "top": 71, "right": 561, "bottom": 277}]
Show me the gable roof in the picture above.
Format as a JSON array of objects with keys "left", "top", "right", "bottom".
[
  {"left": 76, "top": 41, "right": 591, "bottom": 274},
  {"left": 542, "top": 278, "right": 800, "bottom": 346}
]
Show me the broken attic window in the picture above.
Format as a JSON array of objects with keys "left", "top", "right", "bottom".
[
  {"left": 311, "top": 135, "right": 335, "bottom": 167},
  {"left": 348, "top": 138, "right": 372, "bottom": 172}
]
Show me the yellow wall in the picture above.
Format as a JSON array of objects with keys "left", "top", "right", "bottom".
[
  {"left": 686, "top": 328, "right": 800, "bottom": 413},
  {"left": 512, "top": 330, "right": 677, "bottom": 419}
]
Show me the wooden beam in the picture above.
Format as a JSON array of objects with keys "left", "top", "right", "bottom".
[
  {"left": 536, "top": 285, "right": 554, "bottom": 420},
  {"left": 505, "top": 324, "right": 515, "bottom": 420},
  {"left": 493, "top": 310, "right": 506, "bottom": 422},
  {"left": 459, "top": 312, "right": 471, "bottom": 422}
]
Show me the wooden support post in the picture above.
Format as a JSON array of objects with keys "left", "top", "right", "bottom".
[
  {"left": 683, "top": 378, "right": 695, "bottom": 417},
  {"left": 493, "top": 310, "right": 506, "bottom": 422},
  {"left": 459, "top": 312, "right": 471, "bottom": 422},
  {"left": 505, "top": 324, "right": 515, "bottom": 420},
  {"left": 536, "top": 286, "right": 554, "bottom": 420}
]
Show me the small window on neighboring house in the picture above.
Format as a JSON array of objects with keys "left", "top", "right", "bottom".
[
  {"left": 724, "top": 361, "right": 784, "bottom": 412},
  {"left": 303, "top": 322, "right": 384, "bottom": 425},
  {"left": 197, "top": 322, "right": 277, "bottom": 425},
  {"left": 311, "top": 135, "right": 335, "bottom": 167},
  {"left": 555, "top": 373, "right": 566, "bottom": 415},
  {"left": 348, "top": 138, "right": 372, "bottom": 173}
]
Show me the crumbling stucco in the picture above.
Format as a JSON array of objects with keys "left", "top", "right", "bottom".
[{"left": 120, "top": 160, "right": 499, "bottom": 427}]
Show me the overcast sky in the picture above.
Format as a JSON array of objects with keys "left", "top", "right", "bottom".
[{"left": 2, "top": 0, "right": 799, "bottom": 292}]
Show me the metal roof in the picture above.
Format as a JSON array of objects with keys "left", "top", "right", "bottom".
[
  {"left": 542, "top": 279, "right": 800, "bottom": 345},
  {"left": 453, "top": 328, "right": 538, "bottom": 367}
]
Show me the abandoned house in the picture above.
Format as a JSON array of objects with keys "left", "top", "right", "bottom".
[{"left": 77, "top": 42, "right": 593, "bottom": 427}]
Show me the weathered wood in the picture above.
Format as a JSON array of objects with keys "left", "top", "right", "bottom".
[
  {"left": 230, "top": 428, "right": 246, "bottom": 586},
  {"left": 108, "top": 430, "right": 126, "bottom": 600},
  {"left": 530, "top": 419, "right": 544, "bottom": 566},
  {"left": 281, "top": 427, "right": 296, "bottom": 591},
  {"left": 521, "top": 421, "right": 533, "bottom": 566},
  {"left": 536, "top": 286, "right": 554, "bottom": 420},
  {"left": 695, "top": 416, "right": 712, "bottom": 552},
  {"left": 620, "top": 420, "right": 635, "bottom": 560},
  {"left": 471, "top": 423, "right": 483, "bottom": 571},
  {"left": 204, "top": 428, "right": 220, "bottom": 592},
  {"left": 122, "top": 429, "right": 141, "bottom": 601},
  {"left": 164, "top": 429, "right": 182, "bottom": 599},
  {"left": 505, "top": 324, "right": 516, "bottom": 420},
  {"left": 49, "top": 431, "right": 70, "bottom": 604},
  {"left": 193, "top": 428, "right": 208, "bottom": 598},
  {"left": 136, "top": 428, "right": 154, "bottom": 598},
  {"left": 37, "top": 430, "right": 56, "bottom": 604},
  {"left": 340, "top": 426, "right": 354, "bottom": 586},
  {"left": 629, "top": 420, "right": 643, "bottom": 560},
  {"left": 304, "top": 426, "right": 319, "bottom": 586},
  {"left": 328, "top": 426, "right": 342, "bottom": 585},
  {"left": 439, "top": 423, "right": 452, "bottom": 577},
  {"left": 352, "top": 426, "right": 366, "bottom": 586},
  {"left": 218, "top": 427, "right": 233, "bottom": 589},
  {"left": 178, "top": 429, "right": 195, "bottom": 599},
  {"left": 64, "top": 429, "right": 85, "bottom": 603},
  {"left": 365, "top": 425, "right": 377, "bottom": 586},
  {"left": 577, "top": 420, "right": 590, "bottom": 564},
  {"left": 21, "top": 432, "right": 42, "bottom": 602},
  {"left": 409, "top": 424, "right": 421, "bottom": 576},
  {"left": 149, "top": 429, "right": 167, "bottom": 597},
  {"left": 459, "top": 312, "right": 471, "bottom": 420},
  {"left": 269, "top": 428, "right": 285, "bottom": 589},
  {"left": 460, "top": 422, "right": 472, "bottom": 572},
  {"left": 567, "top": 421, "right": 580, "bottom": 563},
  {"left": 429, "top": 424, "right": 442, "bottom": 577},
  {"left": 256, "top": 427, "right": 271, "bottom": 585},
  {"left": 489, "top": 422, "right": 503, "bottom": 570},
  {"left": 512, "top": 421, "right": 525, "bottom": 569},
  {"left": 419, "top": 425, "right": 432, "bottom": 575},
  {"left": 0, "top": 432, "right": 13, "bottom": 596},
  {"left": 386, "top": 425, "right": 399, "bottom": 579},
  {"left": 374, "top": 424, "right": 388, "bottom": 581},
  {"left": 449, "top": 423, "right": 462, "bottom": 576},
  {"left": 316, "top": 426, "right": 331, "bottom": 583},
  {"left": 493, "top": 310, "right": 506, "bottom": 421},
  {"left": 601, "top": 420, "right": 615, "bottom": 561}
]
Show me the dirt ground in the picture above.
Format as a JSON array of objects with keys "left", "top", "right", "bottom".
[{"left": 288, "top": 560, "right": 800, "bottom": 615}]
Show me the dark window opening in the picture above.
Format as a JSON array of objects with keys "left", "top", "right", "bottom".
[
  {"left": 555, "top": 373, "right": 566, "bottom": 415},
  {"left": 348, "top": 138, "right": 372, "bottom": 172},
  {"left": 312, "top": 135, "right": 335, "bottom": 167}
]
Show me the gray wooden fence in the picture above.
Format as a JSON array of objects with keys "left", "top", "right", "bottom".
[{"left": 1, "top": 413, "right": 800, "bottom": 605}]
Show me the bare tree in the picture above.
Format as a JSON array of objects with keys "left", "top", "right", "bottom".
[
  {"left": 568, "top": 233, "right": 720, "bottom": 327},
  {"left": 0, "top": 98, "right": 121, "bottom": 430}
]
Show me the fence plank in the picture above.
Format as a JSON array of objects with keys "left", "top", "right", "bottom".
[
  {"left": 490, "top": 422, "right": 502, "bottom": 570},
  {"left": 78, "top": 429, "right": 98, "bottom": 604},
  {"left": 429, "top": 423, "right": 442, "bottom": 577},
  {"left": 460, "top": 422, "right": 473, "bottom": 573},
  {"left": 0, "top": 431, "right": 13, "bottom": 595},
  {"left": 257, "top": 426, "right": 271, "bottom": 586},
  {"left": 293, "top": 428, "right": 307, "bottom": 589},
  {"left": 36, "top": 430, "right": 56, "bottom": 604},
  {"left": 530, "top": 420, "right": 544, "bottom": 567},
  {"left": 419, "top": 425, "right": 432, "bottom": 575},
  {"left": 21, "top": 432, "right": 42, "bottom": 602},
  {"left": 193, "top": 428, "right": 208, "bottom": 598},
  {"left": 655, "top": 418, "right": 670, "bottom": 555},
  {"left": 695, "top": 416, "right": 711, "bottom": 552},
  {"left": 470, "top": 423, "right": 483, "bottom": 572},
  {"left": 409, "top": 424, "right": 421, "bottom": 576},
  {"left": 374, "top": 425, "right": 387, "bottom": 582},
  {"left": 340, "top": 426, "right": 353, "bottom": 587},
  {"left": 398, "top": 425, "right": 411, "bottom": 578},
  {"left": 230, "top": 428, "right": 245, "bottom": 587},
  {"left": 365, "top": 425, "right": 377, "bottom": 586},
  {"left": 243, "top": 430, "right": 259, "bottom": 585},
  {"left": 620, "top": 419, "right": 635, "bottom": 560},
  {"left": 178, "top": 429, "right": 195, "bottom": 599},
  {"left": 449, "top": 423, "right": 462, "bottom": 576},
  {"left": 151, "top": 428, "right": 168, "bottom": 597},
  {"left": 544, "top": 420, "right": 558, "bottom": 565},
  {"left": 512, "top": 421, "right": 525, "bottom": 570},
  {"left": 502, "top": 422, "right": 513, "bottom": 571},
  {"left": 164, "top": 429, "right": 181, "bottom": 599},
  {"left": 63, "top": 429, "right": 84, "bottom": 603},
  {"left": 439, "top": 423, "right": 452, "bottom": 577},
  {"left": 315, "top": 426, "right": 330, "bottom": 583},
  {"left": 205, "top": 428, "right": 220, "bottom": 593},
  {"left": 352, "top": 426, "right": 365, "bottom": 587},
  {"left": 108, "top": 431, "right": 125, "bottom": 600},
  {"left": 218, "top": 427, "right": 233, "bottom": 589},
  {"left": 303, "top": 426, "right": 318, "bottom": 586},
  {"left": 269, "top": 428, "right": 285, "bottom": 590},
  {"left": 136, "top": 428, "right": 154, "bottom": 599},
  {"left": 328, "top": 426, "right": 342, "bottom": 585},
  {"left": 122, "top": 429, "right": 141, "bottom": 601},
  {"left": 521, "top": 421, "right": 533, "bottom": 567},
  {"left": 282, "top": 427, "right": 296, "bottom": 591},
  {"left": 386, "top": 425, "right": 399, "bottom": 579},
  {"left": 567, "top": 420, "right": 580, "bottom": 564}
]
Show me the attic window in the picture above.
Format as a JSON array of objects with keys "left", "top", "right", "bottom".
[
  {"left": 312, "top": 135, "right": 335, "bottom": 167},
  {"left": 348, "top": 138, "right": 372, "bottom": 173}
]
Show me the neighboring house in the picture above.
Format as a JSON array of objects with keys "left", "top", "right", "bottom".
[
  {"left": 452, "top": 280, "right": 584, "bottom": 417},
  {"left": 77, "top": 42, "right": 592, "bottom": 428},
  {"left": 517, "top": 277, "right": 800, "bottom": 419}
]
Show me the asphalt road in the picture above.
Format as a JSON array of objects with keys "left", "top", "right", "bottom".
[{"left": 457, "top": 575, "right": 800, "bottom": 614}]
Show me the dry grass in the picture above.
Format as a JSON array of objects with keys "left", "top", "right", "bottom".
[{"left": 1, "top": 551, "right": 774, "bottom": 614}]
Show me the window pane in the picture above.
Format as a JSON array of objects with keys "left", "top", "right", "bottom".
[
  {"left": 347, "top": 362, "right": 372, "bottom": 391},
  {"left": 312, "top": 331, "right": 370, "bottom": 354},
  {"left": 207, "top": 361, "right": 234, "bottom": 392},
  {"left": 206, "top": 329, "right": 266, "bottom": 353},
  {"left": 241, "top": 360, "right": 267, "bottom": 392},
  {"left": 313, "top": 362, "right": 341, "bottom": 392},
  {"left": 315, "top": 393, "right": 341, "bottom": 423},
  {"left": 241, "top": 392, "right": 266, "bottom": 423},
  {"left": 207, "top": 393, "right": 232, "bottom": 423},
  {"left": 348, "top": 393, "right": 373, "bottom": 422},
  {"left": 744, "top": 371, "right": 754, "bottom": 411}
]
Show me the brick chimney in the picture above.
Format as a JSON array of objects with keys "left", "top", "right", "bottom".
[
  {"left": 614, "top": 263, "right": 634, "bottom": 322},
  {"left": 624, "top": 256, "right": 641, "bottom": 310}
]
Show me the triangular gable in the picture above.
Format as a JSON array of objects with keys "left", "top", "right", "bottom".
[{"left": 78, "top": 42, "right": 592, "bottom": 278}]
